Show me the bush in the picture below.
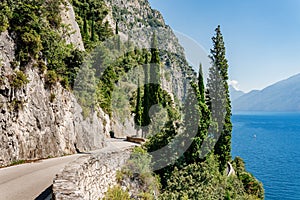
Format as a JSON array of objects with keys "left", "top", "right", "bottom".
[
  {"left": 233, "top": 156, "right": 264, "bottom": 199},
  {"left": 159, "top": 154, "right": 263, "bottom": 200},
  {"left": 10, "top": 71, "right": 30, "bottom": 89},
  {"left": 116, "top": 147, "right": 161, "bottom": 199},
  {"left": 0, "top": 76, "right": 4, "bottom": 87},
  {"left": 37, "top": 60, "right": 47, "bottom": 74},
  {"left": 49, "top": 93, "right": 56, "bottom": 103},
  {"left": 103, "top": 185, "right": 130, "bottom": 200},
  {"left": 10, "top": 99, "right": 24, "bottom": 112},
  {"left": 45, "top": 70, "right": 58, "bottom": 87},
  {"left": 239, "top": 172, "right": 264, "bottom": 199}
]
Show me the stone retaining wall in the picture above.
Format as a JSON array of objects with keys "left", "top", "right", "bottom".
[{"left": 53, "top": 147, "right": 133, "bottom": 200}]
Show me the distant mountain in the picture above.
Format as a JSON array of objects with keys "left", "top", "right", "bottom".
[
  {"left": 229, "top": 86, "right": 245, "bottom": 101},
  {"left": 232, "top": 73, "right": 300, "bottom": 112}
]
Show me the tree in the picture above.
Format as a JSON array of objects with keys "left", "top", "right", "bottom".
[
  {"left": 142, "top": 50, "right": 151, "bottom": 137},
  {"left": 149, "top": 32, "right": 161, "bottom": 104},
  {"left": 198, "top": 63, "right": 205, "bottom": 103},
  {"left": 207, "top": 25, "right": 232, "bottom": 172},
  {"left": 134, "top": 77, "right": 143, "bottom": 135},
  {"left": 141, "top": 33, "right": 161, "bottom": 138}
]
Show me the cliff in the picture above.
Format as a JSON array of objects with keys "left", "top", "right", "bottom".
[
  {"left": 104, "top": 0, "right": 192, "bottom": 101},
  {"left": 0, "top": 3, "right": 109, "bottom": 167},
  {"left": 101, "top": 0, "right": 194, "bottom": 136},
  {"left": 0, "top": 0, "right": 194, "bottom": 166}
]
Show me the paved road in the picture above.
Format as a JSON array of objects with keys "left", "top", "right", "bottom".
[
  {"left": 226, "top": 162, "right": 235, "bottom": 177},
  {"left": 0, "top": 139, "right": 137, "bottom": 200}
]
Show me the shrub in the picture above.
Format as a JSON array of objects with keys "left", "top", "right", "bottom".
[
  {"left": 233, "top": 156, "right": 264, "bottom": 199},
  {"left": 45, "top": 70, "right": 58, "bottom": 87},
  {"left": 103, "top": 185, "right": 130, "bottom": 200},
  {"left": 37, "top": 60, "right": 47, "bottom": 74},
  {"left": 10, "top": 71, "right": 30, "bottom": 89},
  {"left": 49, "top": 93, "right": 56, "bottom": 103},
  {"left": 10, "top": 160, "right": 25, "bottom": 166},
  {"left": 239, "top": 172, "right": 264, "bottom": 199},
  {"left": 9, "top": 99, "right": 24, "bottom": 112},
  {"left": 116, "top": 147, "right": 161, "bottom": 199}
]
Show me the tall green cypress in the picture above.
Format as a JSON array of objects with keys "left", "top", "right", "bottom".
[
  {"left": 149, "top": 32, "right": 161, "bottom": 104},
  {"left": 115, "top": 19, "right": 119, "bottom": 35},
  {"left": 91, "top": 7, "right": 95, "bottom": 41},
  {"left": 142, "top": 50, "right": 151, "bottom": 137},
  {"left": 198, "top": 63, "right": 205, "bottom": 103},
  {"left": 208, "top": 25, "right": 232, "bottom": 172},
  {"left": 134, "top": 77, "right": 143, "bottom": 134}
]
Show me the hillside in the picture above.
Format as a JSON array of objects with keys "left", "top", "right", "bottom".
[
  {"left": 232, "top": 73, "right": 300, "bottom": 112},
  {"left": 0, "top": 0, "right": 193, "bottom": 166},
  {"left": 0, "top": 1, "right": 263, "bottom": 199},
  {"left": 229, "top": 85, "right": 245, "bottom": 101}
]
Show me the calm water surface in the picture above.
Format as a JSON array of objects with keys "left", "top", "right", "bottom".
[{"left": 232, "top": 113, "right": 300, "bottom": 200}]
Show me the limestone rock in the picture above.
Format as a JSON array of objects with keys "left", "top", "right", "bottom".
[
  {"left": 60, "top": 1, "right": 85, "bottom": 51},
  {"left": 0, "top": 66, "right": 108, "bottom": 166}
]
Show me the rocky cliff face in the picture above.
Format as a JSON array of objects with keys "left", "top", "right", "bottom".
[
  {"left": 60, "top": 1, "right": 85, "bottom": 51},
  {"left": 103, "top": 0, "right": 192, "bottom": 101},
  {"left": 0, "top": 7, "right": 109, "bottom": 166},
  {"left": 102, "top": 0, "right": 194, "bottom": 136},
  {"left": 0, "top": 0, "right": 195, "bottom": 166}
]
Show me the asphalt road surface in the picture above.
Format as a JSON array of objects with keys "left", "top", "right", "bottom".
[{"left": 0, "top": 139, "right": 136, "bottom": 200}]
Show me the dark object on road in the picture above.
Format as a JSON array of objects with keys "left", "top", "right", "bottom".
[
  {"left": 126, "top": 136, "right": 146, "bottom": 144},
  {"left": 109, "top": 131, "right": 115, "bottom": 138}
]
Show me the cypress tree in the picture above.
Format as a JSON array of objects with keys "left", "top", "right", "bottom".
[
  {"left": 198, "top": 63, "right": 205, "bottom": 103},
  {"left": 91, "top": 7, "right": 95, "bottom": 41},
  {"left": 134, "top": 77, "right": 143, "bottom": 135},
  {"left": 115, "top": 19, "right": 119, "bottom": 35},
  {"left": 207, "top": 25, "right": 232, "bottom": 172},
  {"left": 142, "top": 50, "right": 151, "bottom": 137},
  {"left": 149, "top": 32, "right": 161, "bottom": 104}
]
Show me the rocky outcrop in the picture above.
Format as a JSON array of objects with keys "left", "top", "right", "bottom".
[
  {"left": 60, "top": 1, "right": 85, "bottom": 51},
  {"left": 0, "top": 10, "right": 109, "bottom": 166},
  {"left": 0, "top": 0, "right": 195, "bottom": 166},
  {"left": 0, "top": 66, "right": 109, "bottom": 166},
  {"left": 104, "top": 0, "right": 192, "bottom": 101},
  {"left": 103, "top": 0, "right": 194, "bottom": 137},
  {"left": 53, "top": 146, "right": 133, "bottom": 200}
]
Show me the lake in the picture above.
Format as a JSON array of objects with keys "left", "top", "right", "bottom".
[{"left": 232, "top": 112, "right": 300, "bottom": 200}]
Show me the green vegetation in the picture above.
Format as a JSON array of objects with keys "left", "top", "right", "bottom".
[
  {"left": 71, "top": 0, "right": 113, "bottom": 49},
  {"left": 10, "top": 70, "right": 30, "bottom": 89},
  {"left": 207, "top": 25, "right": 233, "bottom": 172},
  {"left": 9, "top": 99, "right": 25, "bottom": 112},
  {"left": 10, "top": 160, "right": 26, "bottom": 166},
  {"left": 49, "top": 93, "right": 56, "bottom": 103},
  {"left": 103, "top": 185, "right": 131, "bottom": 200},
  {"left": 110, "top": 147, "right": 161, "bottom": 199},
  {"left": 233, "top": 157, "right": 264, "bottom": 198},
  {"left": 0, "top": 1, "right": 263, "bottom": 198},
  {"left": 0, "top": 0, "right": 85, "bottom": 88},
  {"left": 140, "top": 25, "right": 264, "bottom": 199}
]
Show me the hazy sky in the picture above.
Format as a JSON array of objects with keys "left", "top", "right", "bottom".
[{"left": 148, "top": 0, "right": 300, "bottom": 92}]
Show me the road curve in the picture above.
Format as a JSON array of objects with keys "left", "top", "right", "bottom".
[
  {"left": 0, "top": 139, "right": 137, "bottom": 200},
  {"left": 226, "top": 162, "right": 235, "bottom": 177}
]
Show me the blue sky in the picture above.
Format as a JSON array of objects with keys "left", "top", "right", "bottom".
[{"left": 148, "top": 0, "right": 300, "bottom": 92}]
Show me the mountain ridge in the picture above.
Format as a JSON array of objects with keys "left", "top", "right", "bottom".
[{"left": 232, "top": 73, "right": 300, "bottom": 112}]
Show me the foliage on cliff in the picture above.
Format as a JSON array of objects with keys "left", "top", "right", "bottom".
[
  {"left": 0, "top": 0, "right": 84, "bottom": 89},
  {"left": 142, "top": 25, "right": 264, "bottom": 199},
  {"left": 105, "top": 147, "right": 161, "bottom": 199},
  {"left": 71, "top": 0, "right": 113, "bottom": 49},
  {"left": 0, "top": 1, "right": 263, "bottom": 198}
]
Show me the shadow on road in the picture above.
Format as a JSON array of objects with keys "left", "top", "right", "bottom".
[{"left": 35, "top": 185, "right": 52, "bottom": 200}]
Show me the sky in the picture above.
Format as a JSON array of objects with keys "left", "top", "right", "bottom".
[{"left": 148, "top": 0, "right": 300, "bottom": 92}]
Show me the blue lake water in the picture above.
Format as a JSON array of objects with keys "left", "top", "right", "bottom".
[{"left": 231, "top": 113, "right": 300, "bottom": 200}]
